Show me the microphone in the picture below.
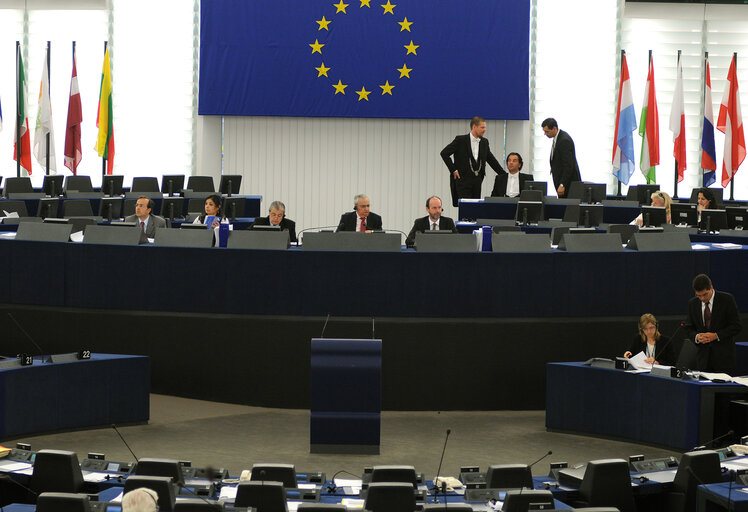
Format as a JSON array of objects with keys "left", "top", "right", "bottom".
[
  {"left": 7, "top": 312, "right": 45, "bottom": 358},
  {"left": 111, "top": 424, "right": 139, "bottom": 463},
  {"left": 432, "top": 429, "right": 451, "bottom": 501},
  {"left": 371, "top": 317, "right": 375, "bottom": 340},
  {"left": 326, "top": 469, "right": 360, "bottom": 493},
  {"left": 528, "top": 450, "right": 553, "bottom": 469},
  {"left": 692, "top": 429, "right": 734, "bottom": 451},
  {"left": 651, "top": 321, "right": 687, "bottom": 369},
  {"left": 320, "top": 313, "right": 331, "bottom": 338},
  {"left": 297, "top": 225, "right": 341, "bottom": 243}
]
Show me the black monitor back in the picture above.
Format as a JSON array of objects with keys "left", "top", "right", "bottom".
[
  {"left": 62, "top": 199, "right": 94, "bottom": 218},
  {"left": 577, "top": 204, "right": 604, "bottom": 227},
  {"left": 99, "top": 198, "right": 124, "bottom": 220},
  {"left": 123, "top": 475, "right": 177, "bottom": 512},
  {"left": 626, "top": 184, "right": 660, "bottom": 205},
  {"left": 640, "top": 206, "right": 668, "bottom": 227},
  {"left": 160, "top": 197, "right": 186, "bottom": 220},
  {"left": 135, "top": 457, "right": 185, "bottom": 487},
  {"left": 522, "top": 180, "right": 547, "bottom": 195},
  {"left": 101, "top": 175, "right": 124, "bottom": 197},
  {"left": 222, "top": 197, "right": 246, "bottom": 219},
  {"left": 187, "top": 176, "right": 216, "bottom": 193},
  {"left": 219, "top": 174, "right": 242, "bottom": 195},
  {"left": 155, "top": 228, "right": 214, "bottom": 248},
  {"left": 16, "top": 222, "right": 72, "bottom": 242},
  {"left": 227, "top": 230, "right": 289, "bottom": 250},
  {"left": 514, "top": 201, "right": 543, "bottom": 225},
  {"left": 701, "top": 209, "right": 728, "bottom": 232},
  {"left": 671, "top": 202, "right": 698, "bottom": 226},
  {"left": 43, "top": 175, "right": 64, "bottom": 197},
  {"left": 568, "top": 182, "right": 606, "bottom": 203},
  {"left": 727, "top": 206, "right": 748, "bottom": 230},
  {"left": 36, "top": 492, "right": 92, "bottom": 512},
  {"left": 250, "top": 463, "right": 297, "bottom": 488},
  {"left": 414, "top": 232, "right": 477, "bottom": 252},
  {"left": 162, "top": 175, "right": 186, "bottom": 195}
]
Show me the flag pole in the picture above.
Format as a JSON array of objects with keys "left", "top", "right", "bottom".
[
  {"left": 673, "top": 50, "right": 680, "bottom": 199},
  {"left": 102, "top": 41, "right": 108, "bottom": 177},
  {"left": 46, "top": 41, "right": 51, "bottom": 176},
  {"left": 16, "top": 41, "right": 21, "bottom": 178},
  {"left": 617, "top": 49, "right": 624, "bottom": 197},
  {"left": 730, "top": 52, "right": 737, "bottom": 201}
]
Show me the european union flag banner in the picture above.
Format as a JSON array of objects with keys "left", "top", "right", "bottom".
[{"left": 199, "top": 0, "right": 530, "bottom": 119}]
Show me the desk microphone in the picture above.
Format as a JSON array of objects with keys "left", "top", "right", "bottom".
[
  {"left": 297, "top": 225, "right": 340, "bottom": 244},
  {"left": 528, "top": 450, "right": 553, "bottom": 469},
  {"left": 432, "top": 429, "right": 451, "bottom": 501},
  {"left": 7, "top": 312, "right": 45, "bottom": 358},
  {"left": 111, "top": 424, "right": 139, "bottom": 463},
  {"left": 652, "top": 321, "right": 687, "bottom": 368},
  {"left": 692, "top": 429, "right": 734, "bottom": 451},
  {"left": 326, "top": 469, "right": 359, "bottom": 493},
  {"left": 320, "top": 313, "right": 331, "bottom": 338}
]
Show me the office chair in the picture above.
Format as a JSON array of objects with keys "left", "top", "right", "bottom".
[
  {"left": 485, "top": 464, "right": 533, "bottom": 489},
  {"left": 249, "top": 463, "right": 297, "bottom": 488},
  {"left": 135, "top": 457, "right": 185, "bottom": 486},
  {"left": 0, "top": 200, "right": 29, "bottom": 217},
  {"left": 363, "top": 482, "right": 417, "bottom": 512},
  {"left": 3, "top": 177, "right": 35, "bottom": 196},
  {"left": 131, "top": 177, "right": 161, "bottom": 193},
  {"left": 234, "top": 481, "right": 288, "bottom": 512},
  {"left": 123, "top": 475, "right": 177, "bottom": 512},
  {"left": 296, "top": 504, "right": 347, "bottom": 511},
  {"left": 30, "top": 450, "right": 85, "bottom": 496},
  {"left": 519, "top": 189, "right": 543, "bottom": 202},
  {"left": 664, "top": 450, "right": 722, "bottom": 512},
  {"left": 36, "top": 492, "right": 92, "bottom": 512},
  {"left": 369, "top": 465, "right": 418, "bottom": 487},
  {"left": 64, "top": 176, "right": 95, "bottom": 194},
  {"left": 500, "top": 489, "right": 554, "bottom": 512},
  {"left": 607, "top": 224, "right": 639, "bottom": 244},
  {"left": 122, "top": 198, "right": 138, "bottom": 217},
  {"left": 173, "top": 499, "right": 225, "bottom": 511},
  {"left": 188, "top": 197, "right": 208, "bottom": 214},
  {"left": 62, "top": 200, "right": 94, "bottom": 218},
  {"left": 422, "top": 504, "right": 474, "bottom": 511},
  {"left": 186, "top": 176, "right": 216, "bottom": 193},
  {"left": 572, "top": 459, "right": 635, "bottom": 512}
]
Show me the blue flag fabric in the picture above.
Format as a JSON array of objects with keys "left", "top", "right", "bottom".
[{"left": 199, "top": 0, "right": 530, "bottom": 119}]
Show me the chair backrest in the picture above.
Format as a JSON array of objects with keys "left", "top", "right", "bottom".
[
  {"left": 363, "top": 482, "right": 416, "bottom": 512},
  {"left": 132, "top": 177, "right": 161, "bottom": 193},
  {"left": 123, "top": 198, "right": 138, "bottom": 217},
  {"left": 519, "top": 189, "right": 543, "bottom": 202},
  {"left": 62, "top": 200, "right": 94, "bottom": 218},
  {"left": 64, "top": 176, "right": 94, "bottom": 193},
  {"left": 0, "top": 200, "right": 29, "bottom": 217},
  {"left": 135, "top": 457, "right": 185, "bottom": 486},
  {"left": 187, "top": 176, "right": 216, "bottom": 193},
  {"left": 188, "top": 197, "right": 208, "bottom": 213},
  {"left": 578, "top": 459, "right": 635, "bottom": 512},
  {"left": 296, "top": 504, "right": 348, "bottom": 511},
  {"left": 36, "top": 492, "right": 92, "bottom": 512},
  {"left": 4, "top": 177, "right": 34, "bottom": 196},
  {"left": 30, "top": 449, "right": 85, "bottom": 495},
  {"left": 250, "top": 463, "right": 297, "bottom": 488},
  {"left": 485, "top": 464, "right": 533, "bottom": 489},
  {"left": 672, "top": 450, "right": 722, "bottom": 504},
  {"left": 123, "top": 475, "right": 177, "bottom": 512},
  {"left": 234, "top": 481, "right": 288, "bottom": 512},
  {"left": 607, "top": 224, "right": 639, "bottom": 244},
  {"left": 370, "top": 465, "right": 417, "bottom": 487},
  {"left": 422, "top": 505, "right": 474, "bottom": 511},
  {"left": 173, "top": 498, "right": 226, "bottom": 511}
]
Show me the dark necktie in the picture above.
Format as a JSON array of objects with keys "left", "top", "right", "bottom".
[
  {"left": 360, "top": 218, "right": 366, "bottom": 232},
  {"left": 140, "top": 221, "right": 145, "bottom": 232},
  {"left": 704, "top": 303, "right": 711, "bottom": 329}
]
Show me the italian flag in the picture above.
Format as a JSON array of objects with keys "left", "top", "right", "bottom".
[
  {"left": 14, "top": 47, "right": 32, "bottom": 175},
  {"left": 95, "top": 47, "right": 115, "bottom": 175},
  {"left": 639, "top": 56, "right": 659, "bottom": 184}
]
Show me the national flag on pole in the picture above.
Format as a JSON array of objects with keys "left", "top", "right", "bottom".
[
  {"left": 0, "top": 95, "right": 3, "bottom": 131},
  {"left": 33, "top": 47, "right": 57, "bottom": 174},
  {"left": 95, "top": 47, "right": 115, "bottom": 175},
  {"left": 639, "top": 55, "right": 660, "bottom": 184},
  {"left": 716, "top": 54, "right": 746, "bottom": 188},
  {"left": 14, "top": 46, "right": 32, "bottom": 176},
  {"left": 64, "top": 46, "right": 83, "bottom": 174},
  {"left": 670, "top": 55, "right": 686, "bottom": 182},
  {"left": 612, "top": 53, "right": 637, "bottom": 185},
  {"left": 701, "top": 55, "right": 717, "bottom": 187}
]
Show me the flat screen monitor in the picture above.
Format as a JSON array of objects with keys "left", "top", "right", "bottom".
[
  {"left": 568, "top": 182, "right": 606, "bottom": 204},
  {"left": 522, "top": 180, "right": 547, "bottom": 195},
  {"left": 514, "top": 201, "right": 543, "bottom": 226},
  {"left": 98, "top": 198, "right": 123, "bottom": 221},
  {"left": 161, "top": 174, "right": 185, "bottom": 196},
  {"left": 701, "top": 209, "right": 728, "bottom": 233},
  {"left": 727, "top": 206, "right": 748, "bottom": 230},
  {"left": 577, "top": 204, "right": 603, "bottom": 227},
  {"left": 160, "top": 197, "right": 186, "bottom": 220},
  {"left": 627, "top": 184, "right": 661, "bottom": 205},
  {"left": 42, "top": 175, "right": 64, "bottom": 197},
  {"left": 219, "top": 174, "right": 242, "bottom": 196},
  {"left": 222, "top": 196, "right": 246, "bottom": 219},
  {"left": 670, "top": 202, "right": 698, "bottom": 227},
  {"left": 640, "top": 206, "right": 667, "bottom": 227},
  {"left": 101, "top": 175, "right": 124, "bottom": 197},
  {"left": 251, "top": 224, "right": 281, "bottom": 232}
]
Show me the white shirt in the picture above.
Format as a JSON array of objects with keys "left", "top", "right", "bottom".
[
  {"left": 506, "top": 172, "right": 520, "bottom": 197},
  {"left": 550, "top": 133, "right": 559, "bottom": 159},
  {"left": 469, "top": 133, "right": 480, "bottom": 161}
]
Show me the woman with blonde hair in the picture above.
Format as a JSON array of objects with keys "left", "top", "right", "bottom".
[
  {"left": 632, "top": 190, "right": 672, "bottom": 226},
  {"left": 623, "top": 313, "right": 675, "bottom": 366}
]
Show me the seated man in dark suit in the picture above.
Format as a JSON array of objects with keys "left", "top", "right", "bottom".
[
  {"left": 491, "top": 152, "right": 533, "bottom": 197},
  {"left": 337, "top": 194, "right": 383, "bottom": 232},
  {"left": 251, "top": 200, "right": 297, "bottom": 243},
  {"left": 685, "top": 273, "right": 742, "bottom": 373},
  {"left": 405, "top": 195, "right": 457, "bottom": 246},
  {"left": 125, "top": 196, "right": 166, "bottom": 238}
]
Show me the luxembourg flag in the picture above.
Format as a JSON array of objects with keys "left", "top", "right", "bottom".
[
  {"left": 701, "top": 55, "right": 717, "bottom": 187},
  {"left": 612, "top": 52, "right": 637, "bottom": 185},
  {"left": 717, "top": 54, "right": 746, "bottom": 187},
  {"left": 670, "top": 55, "right": 686, "bottom": 182}
]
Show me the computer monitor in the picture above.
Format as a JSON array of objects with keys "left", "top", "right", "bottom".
[
  {"left": 578, "top": 204, "right": 603, "bottom": 227},
  {"left": 727, "top": 206, "right": 748, "bottom": 230},
  {"left": 522, "top": 181, "right": 547, "bottom": 195},
  {"left": 701, "top": 209, "right": 728, "bottom": 233},
  {"left": 161, "top": 174, "right": 185, "bottom": 196},
  {"left": 670, "top": 202, "right": 698, "bottom": 227},
  {"left": 42, "top": 175, "right": 64, "bottom": 197},
  {"left": 101, "top": 175, "right": 124, "bottom": 197},
  {"left": 98, "top": 198, "right": 123, "bottom": 221},
  {"left": 626, "top": 184, "right": 661, "bottom": 205},
  {"left": 219, "top": 174, "right": 242, "bottom": 196},
  {"left": 251, "top": 224, "right": 281, "bottom": 232},
  {"left": 500, "top": 489, "right": 554, "bottom": 512},
  {"left": 640, "top": 206, "right": 668, "bottom": 227},
  {"left": 514, "top": 201, "right": 543, "bottom": 226},
  {"left": 222, "top": 196, "right": 246, "bottom": 220},
  {"left": 250, "top": 463, "right": 297, "bottom": 488},
  {"left": 568, "top": 182, "right": 606, "bottom": 204},
  {"left": 160, "top": 197, "right": 186, "bottom": 220}
]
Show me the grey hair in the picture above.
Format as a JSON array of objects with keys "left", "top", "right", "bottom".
[
  {"left": 122, "top": 487, "right": 159, "bottom": 512},
  {"left": 354, "top": 194, "right": 369, "bottom": 206},
  {"left": 269, "top": 201, "right": 286, "bottom": 213}
]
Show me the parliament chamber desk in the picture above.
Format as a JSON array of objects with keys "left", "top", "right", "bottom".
[
  {"left": 546, "top": 362, "right": 748, "bottom": 450},
  {"left": 699, "top": 482, "right": 748, "bottom": 511},
  {"left": 457, "top": 197, "right": 641, "bottom": 224},
  {"left": 0, "top": 354, "right": 149, "bottom": 439}
]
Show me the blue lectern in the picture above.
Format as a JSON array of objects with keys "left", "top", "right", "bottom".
[{"left": 310, "top": 338, "right": 381, "bottom": 454}]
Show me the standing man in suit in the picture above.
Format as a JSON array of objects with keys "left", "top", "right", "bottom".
[
  {"left": 491, "top": 152, "right": 534, "bottom": 197},
  {"left": 125, "top": 196, "right": 166, "bottom": 238},
  {"left": 685, "top": 273, "right": 742, "bottom": 373},
  {"left": 337, "top": 194, "right": 383, "bottom": 232},
  {"left": 441, "top": 116, "right": 505, "bottom": 206},
  {"left": 405, "top": 196, "right": 457, "bottom": 246},
  {"left": 251, "top": 200, "right": 297, "bottom": 243},
  {"left": 541, "top": 118, "right": 581, "bottom": 198}
]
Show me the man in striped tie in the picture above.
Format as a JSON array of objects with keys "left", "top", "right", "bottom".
[
  {"left": 405, "top": 195, "right": 457, "bottom": 247},
  {"left": 336, "top": 194, "right": 383, "bottom": 232}
]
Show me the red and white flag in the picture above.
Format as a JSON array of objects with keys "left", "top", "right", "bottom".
[
  {"left": 64, "top": 46, "right": 83, "bottom": 174},
  {"left": 716, "top": 54, "right": 746, "bottom": 187},
  {"left": 669, "top": 55, "right": 686, "bottom": 182}
]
